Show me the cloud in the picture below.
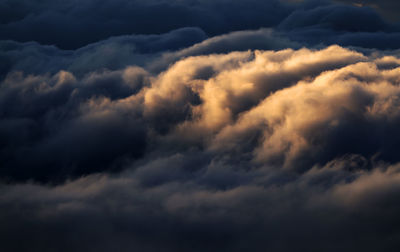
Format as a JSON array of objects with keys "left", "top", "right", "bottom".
[
  {"left": 5, "top": 45, "right": 400, "bottom": 181},
  {"left": 0, "top": 28, "right": 301, "bottom": 80},
  {"left": 335, "top": 0, "right": 400, "bottom": 21},
  {"left": 1, "top": 154, "right": 400, "bottom": 251},
  {"left": 277, "top": 3, "right": 400, "bottom": 49},
  {"left": 2, "top": 48, "right": 400, "bottom": 252},
  {"left": 3, "top": 1, "right": 400, "bottom": 250},
  {"left": 150, "top": 28, "right": 300, "bottom": 71},
  {"left": 0, "top": 0, "right": 294, "bottom": 49},
  {"left": 2, "top": 0, "right": 400, "bottom": 51},
  {"left": 0, "top": 27, "right": 207, "bottom": 78}
]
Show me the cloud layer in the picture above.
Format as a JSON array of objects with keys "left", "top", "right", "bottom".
[
  {"left": 2, "top": 45, "right": 400, "bottom": 250},
  {"left": 2, "top": 0, "right": 400, "bottom": 251},
  {"left": 2, "top": 0, "right": 400, "bottom": 50},
  {"left": 0, "top": 0, "right": 293, "bottom": 49}
]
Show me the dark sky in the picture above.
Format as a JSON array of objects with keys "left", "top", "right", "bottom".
[{"left": 2, "top": 0, "right": 400, "bottom": 251}]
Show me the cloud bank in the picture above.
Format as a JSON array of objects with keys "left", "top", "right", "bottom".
[
  {"left": 1, "top": 0, "right": 400, "bottom": 50},
  {"left": 2, "top": 0, "right": 400, "bottom": 251},
  {"left": 2, "top": 45, "right": 400, "bottom": 250}
]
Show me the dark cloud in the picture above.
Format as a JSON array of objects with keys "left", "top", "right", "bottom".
[
  {"left": 277, "top": 3, "right": 400, "bottom": 49},
  {"left": 2, "top": 0, "right": 399, "bottom": 50},
  {"left": 335, "top": 0, "right": 400, "bottom": 21},
  {"left": 1, "top": 155, "right": 400, "bottom": 251},
  {"left": 0, "top": 0, "right": 294, "bottom": 49},
  {"left": 279, "top": 3, "right": 387, "bottom": 32},
  {"left": 0, "top": 27, "right": 207, "bottom": 78}
]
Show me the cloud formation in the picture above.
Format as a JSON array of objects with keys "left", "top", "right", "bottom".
[
  {"left": 2, "top": 45, "right": 400, "bottom": 250},
  {"left": 2, "top": 0, "right": 400, "bottom": 251},
  {"left": 336, "top": 0, "right": 400, "bottom": 21},
  {"left": 1, "top": 0, "right": 400, "bottom": 50},
  {"left": 0, "top": 28, "right": 300, "bottom": 79},
  {"left": 0, "top": 0, "right": 294, "bottom": 49}
]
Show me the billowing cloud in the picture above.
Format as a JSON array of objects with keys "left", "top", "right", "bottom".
[
  {"left": 1, "top": 46, "right": 400, "bottom": 250},
  {"left": 2, "top": 0, "right": 400, "bottom": 251},
  {"left": 0, "top": 28, "right": 301, "bottom": 79}
]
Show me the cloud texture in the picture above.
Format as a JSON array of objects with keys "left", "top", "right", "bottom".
[
  {"left": 2, "top": 0, "right": 400, "bottom": 251},
  {"left": 2, "top": 45, "right": 400, "bottom": 250},
  {"left": 1, "top": 0, "right": 400, "bottom": 50}
]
